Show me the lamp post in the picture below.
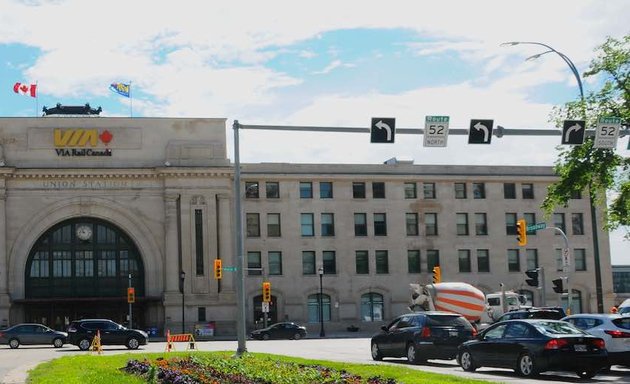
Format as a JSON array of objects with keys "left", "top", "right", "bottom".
[
  {"left": 318, "top": 266, "right": 325, "bottom": 338},
  {"left": 502, "top": 41, "right": 604, "bottom": 313},
  {"left": 180, "top": 271, "right": 185, "bottom": 333}
]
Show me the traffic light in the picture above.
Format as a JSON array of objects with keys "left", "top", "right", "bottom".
[
  {"left": 516, "top": 219, "right": 527, "bottom": 246},
  {"left": 262, "top": 282, "right": 271, "bottom": 302},
  {"left": 552, "top": 278, "right": 564, "bottom": 294},
  {"left": 127, "top": 287, "right": 135, "bottom": 303},
  {"left": 214, "top": 259, "right": 222, "bottom": 279},
  {"left": 432, "top": 266, "right": 441, "bottom": 284},
  {"left": 525, "top": 269, "right": 539, "bottom": 287}
]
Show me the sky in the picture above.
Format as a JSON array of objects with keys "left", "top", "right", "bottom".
[{"left": 0, "top": 0, "right": 628, "bottom": 264}]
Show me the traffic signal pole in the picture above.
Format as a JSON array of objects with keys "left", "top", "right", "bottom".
[{"left": 548, "top": 226, "right": 572, "bottom": 314}]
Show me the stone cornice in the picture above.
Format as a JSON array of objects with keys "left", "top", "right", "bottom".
[{"left": 2, "top": 167, "right": 234, "bottom": 179}]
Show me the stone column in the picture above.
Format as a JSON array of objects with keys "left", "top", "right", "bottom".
[
  {"left": 0, "top": 177, "right": 9, "bottom": 327},
  {"left": 164, "top": 193, "right": 180, "bottom": 293}
]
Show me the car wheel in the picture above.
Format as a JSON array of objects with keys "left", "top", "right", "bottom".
[
  {"left": 293, "top": 332, "right": 302, "bottom": 340},
  {"left": 53, "top": 338, "right": 64, "bottom": 348},
  {"left": 8, "top": 338, "right": 19, "bottom": 349},
  {"left": 516, "top": 353, "right": 537, "bottom": 377},
  {"left": 406, "top": 343, "right": 424, "bottom": 364},
  {"left": 262, "top": 333, "right": 270, "bottom": 340},
  {"left": 78, "top": 338, "right": 91, "bottom": 351},
  {"left": 576, "top": 369, "right": 598, "bottom": 379},
  {"left": 126, "top": 337, "right": 140, "bottom": 350},
  {"left": 459, "top": 350, "right": 477, "bottom": 372},
  {"left": 371, "top": 342, "right": 383, "bottom": 361}
]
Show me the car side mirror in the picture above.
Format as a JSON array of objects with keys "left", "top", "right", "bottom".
[{"left": 381, "top": 325, "right": 388, "bottom": 332}]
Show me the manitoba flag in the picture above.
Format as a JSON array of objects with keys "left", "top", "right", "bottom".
[{"left": 13, "top": 82, "right": 37, "bottom": 97}]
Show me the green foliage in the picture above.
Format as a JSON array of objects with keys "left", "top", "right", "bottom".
[{"left": 544, "top": 35, "right": 630, "bottom": 234}]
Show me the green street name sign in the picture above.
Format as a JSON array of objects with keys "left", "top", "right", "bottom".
[
  {"left": 526, "top": 223, "right": 547, "bottom": 231},
  {"left": 223, "top": 266, "right": 238, "bottom": 272}
]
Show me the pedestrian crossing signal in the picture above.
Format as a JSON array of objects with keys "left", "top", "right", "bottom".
[{"left": 214, "top": 259, "right": 222, "bottom": 279}]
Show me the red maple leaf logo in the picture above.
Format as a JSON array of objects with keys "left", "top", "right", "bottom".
[{"left": 99, "top": 130, "right": 113, "bottom": 145}]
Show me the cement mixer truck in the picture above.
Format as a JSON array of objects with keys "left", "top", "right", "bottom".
[{"left": 409, "top": 282, "right": 526, "bottom": 324}]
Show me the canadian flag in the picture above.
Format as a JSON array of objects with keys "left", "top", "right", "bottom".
[{"left": 13, "top": 82, "right": 37, "bottom": 97}]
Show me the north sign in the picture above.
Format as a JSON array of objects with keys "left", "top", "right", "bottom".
[{"left": 423, "top": 115, "right": 450, "bottom": 147}]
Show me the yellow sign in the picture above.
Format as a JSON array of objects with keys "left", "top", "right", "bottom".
[{"left": 54, "top": 129, "right": 99, "bottom": 147}]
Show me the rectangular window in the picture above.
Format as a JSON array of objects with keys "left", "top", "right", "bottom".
[
  {"left": 353, "top": 182, "right": 366, "bottom": 198},
  {"left": 473, "top": 183, "right": 486, "bottom": 199},
  {"left": 423, "top": 182, "right": 436, "bottom": 199},
  {"left": 458, "top": 250, "right": 471, "bottom": 272},
  {"left": 425, "top": 213, "right": 438, "bottom": 236},
  {"left": 300, "top": 182, "right": 313, "bottom": 198},
  {"left": 522, "top": 183, "right": 534, "bottom": 199},
  {"left": 524, "top": 213, "right": 536, "bottom": 235},
  {"left": 75, "top": 251, "right": 93, "bottom": 277},
  {"left": 475, "top": 213, "right": 487, "bottom": 235},
  {"left": 195, "top": 209, "right": 204, "bottom": 276},
  {"left": 408, "top": 250, "right": 421, "bottom": 273},
  {"left": 404, "top": 182, "right": 417, "bottom": 199},
  {"left": 198, "top": 307, "right": 207, "bottom": 322},
  {"left": 572, "top": 213, "right": 584, "bottom": 235},
  {"left": 323, "top": 251, "right": 336, "bottom": 274},
  {"left": 553, "top": 213, "right": 566, "bottom": 234},
  {"left": 427, "top": 250, "right": 440, "bottom": 271},
  {"left": 374, "top": 213, "right": 387, "bottom": 236},
  {"left": 372, "top": 182, "right": 385, "bottom": 198},
  {"left": 245, "top": 182, "right": 259, "bottom": 198},
  {"left": 321, "top": 213, "right": 335, "bottom": 236},
  {"left": 375, "top": 250, "right": 389, "bottom": 274},
  {"left": 97, "top": 250, "right": 116, "bottom": 277},
  {"left": 320, "top": 182, "right": 333, "bottom": 199},
  {"left": 354, "top": 213, "right": 367, "bottom": 236},
  {"left": 268, "top": 251, "right": 283, "bottom": 275},
  {"left": 267, "top": 213, "right": 281, "bottom": 237},
  {"left": 247, "top": 251, "right": 262, "bottom": 276},
  {"left": 504, "top": 183, "right": 516, "bottom": 199},
  {"left": 526, "top": 249, "right": 538, "bottom": 270},
  {"left": 508, "top": 249, "right": 520, "bottom": 272},
  {"left": 302, "top": 251, "right": 316, "bottom": 275},
  {"left": 575, "top": 248, "right": 586, "bottom": 271},
  {"left": 454, "top": 183, "right": 467, "bottom": 199},
  {"left": 477, "top": 249, "right": 490, "bottom": 272},
  {"left": 266, "top": 182, "right": 279, "bottom": 198},
  {"left": 505, "top": 213, "right": 517, "bottom": 235},
  {"left": 355, "top": 251, "right": 369, "bottom": 274},
  {"left": 456, "top": 213, "right": 469, "bottom": 235},
  {"left": 406, "top": 213, "right": 419, "bottom": 236},
  {"left": 571, "top": 190, "right": 582, "bottom": 199},
  {"left": 301, "top": 213, "right": 314, "bottom": 236},
  {"left": 555, "top": 248, "right": 563, "bottom": 271},
  {"left": 246, "top": 213, "right": 260, "bottom": 237}
]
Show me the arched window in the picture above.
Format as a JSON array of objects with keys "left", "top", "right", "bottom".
[
  {"left": 307, "top": 294, "right": 330, "bottom": 323},
  {"left": 361, "top": 293, "right": 384, "bottom": 322},
  {"left": 561, "top": 289, "right": 582, "bottom": 314},
  {"left": 518, "top": 290, "right": 534, "bottom": 307}
]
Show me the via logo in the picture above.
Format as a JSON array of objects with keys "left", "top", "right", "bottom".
[{"left": 54, "top": 129, "right": 113, "bottom": 147}]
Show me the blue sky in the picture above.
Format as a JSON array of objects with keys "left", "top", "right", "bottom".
[{"left": 0, "top": 0, "right": 628, "bottom": 263}]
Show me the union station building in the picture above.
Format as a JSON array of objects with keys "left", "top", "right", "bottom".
[{"left": 0, "top": 114, "right": 615, "bottom": 335}]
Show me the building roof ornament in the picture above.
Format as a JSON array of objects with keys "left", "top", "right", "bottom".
[{"left": 42, "top": 103, "right": 102, "bottom": 117}]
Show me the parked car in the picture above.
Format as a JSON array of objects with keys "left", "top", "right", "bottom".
[
  {"left": 0, "top": 323, "right": 67, "bottom": 349},
  {"left": 562, "top": 313, "right": 630, "bottom": 366},
  {"left": 371, "top": 311, "right": 476, "bottom": 364},
  {"left": 66, "top": 319, "right": 148, "bottom": 350},
  {"left": 249, "top": 322, "right": 307, "bottom": 340},
  {"left": 494, "top": 307, "right": 566, "bottom": 322},
  {"left": 457, "top": 319, "right": 608, "bottom": 379}
]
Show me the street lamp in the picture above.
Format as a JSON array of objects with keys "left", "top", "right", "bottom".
[
  {"left": 502, "top": 41, "right": 604, "bottom": 313},
  {"left": 180, "top": 271, "right": 185, "bottom": 333},
  {"left": 318, "top": 266, "right": 325, "bottom": 338}
]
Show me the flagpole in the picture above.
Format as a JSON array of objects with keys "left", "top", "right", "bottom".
[
  {"left": 129, "top": 81, "right": 133, "bottom": 118},
  {"left": 35, "top": 80, "right": 39, "bottom": 117}
]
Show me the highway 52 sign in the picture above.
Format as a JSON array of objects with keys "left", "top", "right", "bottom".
[
  {"left": 468, "top": 119, "right": 493, "bottom": 144},
  {"left": 424, "top": 116, "right": 450, "bottom": 147},
  {"left": 371, "top": 118, "right": 395, "bottom": 143},
  {"left": 561, "top": 120, "right": 585, "bottom": 145},
  {"left": 594, "top": 117, "right": 621, "bottom": 149}
]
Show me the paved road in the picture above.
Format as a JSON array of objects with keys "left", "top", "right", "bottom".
[{"left": 1, "top": 338, "right": 629, "bottom": 383}]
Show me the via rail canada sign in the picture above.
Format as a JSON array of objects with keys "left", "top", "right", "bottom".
[{"left": 53, "top": 128, "right": 113, "bottom": 157}]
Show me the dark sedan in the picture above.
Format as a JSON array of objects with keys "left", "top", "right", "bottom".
[
  {"left": 67, "top": 319, "right": 148, "bottom": 350},
  {"left": 457, "top": 319, "right": 608, "bottom": 379},
  {"left": 371, "top": 312, "right": 476, "bottom": 364},
  {"left": 0, "top": 323, "right": 67, "bottom": 349},
  {"left": 249, "top": 322, "right": 307, "bottom": 340}
]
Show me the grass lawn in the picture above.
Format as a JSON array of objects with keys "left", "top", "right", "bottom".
[{"left": 27, "top": 351, "right": 493, "bottom": 384}]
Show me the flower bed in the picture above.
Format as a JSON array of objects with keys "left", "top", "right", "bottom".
[{"left": 122, "top": 355, "right": 397, "bottom": 384}]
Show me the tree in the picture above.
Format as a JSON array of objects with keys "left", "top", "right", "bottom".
[{"left": 543, "top": 35, "right": 630, "bottom": 236}]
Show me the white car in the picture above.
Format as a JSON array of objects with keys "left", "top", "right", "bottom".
[{"left": 562, "top": 314, "right": 630, "bottom": 367}]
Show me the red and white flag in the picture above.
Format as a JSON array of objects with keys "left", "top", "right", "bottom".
[{"left": 13, "top": 82, "right": 37, "bottom": 97}]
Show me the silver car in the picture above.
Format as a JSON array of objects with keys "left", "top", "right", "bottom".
[
  {"left": 0, "top": 323, "right": 67, "bottom": 349},
  {"left": 563, "top": 314, "right": 630, "bottom": 367}
]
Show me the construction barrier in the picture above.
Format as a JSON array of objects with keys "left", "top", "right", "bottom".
[
  {"left": 89, "top": 330, "right": 103, "bottom": 354},
  {"left": 165, "top": 329, "right": 197, "bottom": 352}
]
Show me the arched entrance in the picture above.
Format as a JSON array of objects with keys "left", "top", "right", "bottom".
[{"left": 21, "top": 217, "right": 146, "bottom": 330}]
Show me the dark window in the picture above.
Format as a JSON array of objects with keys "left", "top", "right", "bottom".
[
  {"left": 353, "top": 182, "right": 366, "bottom": 198},
  {"left": 375, "top": 250, "right": 389, "bottom": 274},
  {"left": 475, "top": 213, "right": 487, "bottom": 235},
  {"left": 456, "top": 213, "right": 469, "bottom": 235},
  {"left": 506, "top": 213, "right": 517, "bottom": 235},
  {"left": 406, "top": 213, "right": 419, "bottom": 236},
  {"left": 302, "top": 251, "right": 315, "bottom": 275},
  {"left": 354, "top": 213, "right": 367, "bottom": 236},
  {"left": 571, "top": 190, "right": 582, "bottom": 199},
  {"left": 246, "top": 213, "right": 260, "bottom": 237},
  {"left": 526, "top": 249, "right": 538, "bottom": 270},
  {"left": 477, "top": 249, "right": 490, "bottom": 272},
  {"left": 454, "top": 183, "right": 467, "bottom": 199},
  {"left": 575, "top": 249, "right": 586, "bottom": 271},
  {"left": 198, "top": 307, "right": 206, "bottom": 322},
  {"left": 458, "top": 250, "right": 471, "bottom": 272},
  {"left": 408, "top": 250, "right": 421, "bottom": 273},
  {"left": 423, "top": 183, "right": 436, "bottom": 199},
  {"left": 524, "top": 213, "right": 536, "bottom": 235},
  {"left": 245, "top": 182, "right": 259, "bottom": 198},
  {"left": 321, "top": 213, "right": 335, "bottom": 236},
  {"left": 504, "top": 183, "right": 516, "bottom": 199},
  {"left": 554, "top": 213, "right": 566, "bottom": 234},
  {"left": 320, "top": 182, "right": 333, "bottom": 198},
  {"left": 508, "top": 249, "right": 520, "bottom": 272},
  {"left": 267, "top": 213, "right": 281, "bottom": 237},
  {"left": 522, "top": 183, "right": 534, "bottom": 199},
  {"left": 372, "top": 182, "right": 385, "bottom": 198},
  {"left": 427, "top": 250, "right": 440, "bottom": 271},
  {"left": 323, "top": 251, "right": 336, "bottom": 274},
  {"left": 300, "top": 182, "right": 313, "bottom": 198},
  {"left": 572, "top": 213, "right": 584, "bottom": 235},
  {"left": 425, "top": 213, "right": 438, "bottom": 236},
  {"left": 356, "top": 251, "right": 369, "bottom": 274},
  {"left": 247, "top": 251, "right": 262, "bottom": 276},
  {"left": 473, "top": 183, "right": 485, "bottom": 199},
  {"left": 195, "top": 209, "right": 204, "bottom": 276},
  {"left": 374, "top": 213, "right": 387, "bottom": 236},
  {"left": 268, "top": 251, "right": 282, "bottom": 275},
  {"left": 301, "top": 213, "right": 314, "bottom": 236},
  {"left": 266, "top": 182, "right": 279, "bottom": 198},
  {"left": 404, "top": 183, "right": 417, "bottom": 199}
]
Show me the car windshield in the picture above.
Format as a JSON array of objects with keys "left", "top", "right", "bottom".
[
  {"left": 534, "top": 321, "right": 585, "bottom": 335},
  {"left": 426, "top": 315, "right": 469, "bottom": 327},
  {"left": 619, "top": 307, "right": 630, "bottom": 315}
]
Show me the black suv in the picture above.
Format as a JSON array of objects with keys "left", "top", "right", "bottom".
[
  {"left": 67, "top": 319, "right": 148, "bottom": 350},
  {"left": 495, "top": 307, "right": 566, "bottom": 322},
  {"left": 371, "top": 311, "right": 476, "bottom": 364}
]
